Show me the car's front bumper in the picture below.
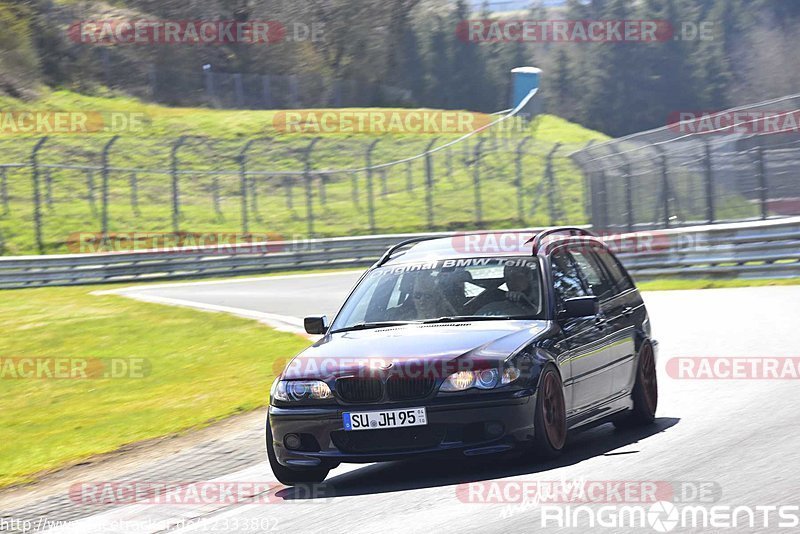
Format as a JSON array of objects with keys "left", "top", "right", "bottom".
[{"left": 268, "top": 390, "right": 536, "bottom": 466}]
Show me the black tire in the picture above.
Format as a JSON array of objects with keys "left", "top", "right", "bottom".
[
  {"left": 532, "top": 365, "right": 567, "bottom": 459},
  {"left": 266, "top": 419, "right": 330, "bottom": 486},
  {"left": 614, "top": 341, "right": 658, "bottom": 429}
]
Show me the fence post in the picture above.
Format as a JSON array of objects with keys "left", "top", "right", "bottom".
[
  {"left": 598, "top": 170, "right": 609, "bottom": 231},
  {"left": 614, "top": 147, "right": 635, "bottom": 232},
  {"left": 546, "top": 143, "right": 561, "bottom": 226},
  {"left": 703, "top": 140, "right": 715, "bottom": 224},
  {"left": 234, "top": 73, "right": 244, "bottom": 108},
  {"left": 170, "top": 136, "right": 188, "bottom": 234},
  {"left": 237, "top": 139, "right": 256, "bottom": 234},
  {"left": 580, "top": 140, "right": 596, "bottom": 225},
  {"left": 756, "top": 143, "right": 769, "bottom": 220},
  {"left": 0, "top": 167, "right": 8, "bottom": 215},
  {"left": 405, "top": 162, "right": 413, "bottom": 194},
  {"left": 350, "top": 172, "right": 360, "bottom": 208},
  {"left": 86, "top": 169, "right": 96, "bottom": 215},
  {"left": 303, "top": 138, "right": 321, "bottom": 237},
  {"left": 284, "top": 177, "right": 294, "bottom": 210},
  {"left": 365, "top": 140, "right": 380, "bottom": 233},
  {"left": 212, "top": 176, "right": 222, "bottom": 217},
  {"left": 289, "top": 76, "right": 300, "bottom": 108},
  {"left": 318, "top": 175, "right": 328, "bottom": 205},
  {"left": 424, "top": 138, "right": 438, "bottom": 229},
  {"left": 473, "top": 139, "right": 486, "bottom": 226},
  {"left": 100, "top": 136, "right": 120, "bottom": 245},
  {"left": 129, "top": 172, "right": 140, "bottom": 216},
  {"left": 654, "top": 145, "right": 671, "bottom": 228},
  {"left": 262, "top": 76, "right": 273, "bottom": 109},
  {"left": 204, "top": 68, "right": 215, "bottom": 106},
  {"left": 515, "top": 137, "right": 532, "bottom": 224},
  {"left": 446, "top": 147, "right": 453, "bottom": 183},
  {"left": 30, "top": 137, "right": 48, "bottom": 254},
  {"left": 45, "top": 169, "right": 53, "bottom": 210}
]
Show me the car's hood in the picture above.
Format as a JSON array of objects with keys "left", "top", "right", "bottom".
[{"left": 281, "top": 320, "right": 550, "bottom": 380}]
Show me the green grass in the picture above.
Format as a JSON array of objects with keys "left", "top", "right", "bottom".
[
  {"left": 0, "top": 285, "right": 310, "bottom": 489},
  {"left": 637, "top": 277, "right": 800, "bottom": 291},
  {"left": 0, "top": 90, "right": 608, "bottom": 256}
]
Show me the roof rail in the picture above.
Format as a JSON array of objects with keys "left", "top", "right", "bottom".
[
  {"left": 376, "top": 236, "right": 443, "bottom": 266},
  {"left": 527, "top": 227, "right": 598, "bottom": 255}
]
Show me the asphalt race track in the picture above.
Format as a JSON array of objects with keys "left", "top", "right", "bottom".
[{"left": 50, "top": 274, "right": 800, "bottom": 534}]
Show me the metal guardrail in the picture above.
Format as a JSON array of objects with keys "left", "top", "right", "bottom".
[{"left": 0, "top": 218, "right": 798, "bottom": 289}]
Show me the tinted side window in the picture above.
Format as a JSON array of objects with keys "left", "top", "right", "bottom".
[
  {"left": 551, "top": 250, "right": 588, "bottom": 311},
  {"left": 571, "top": 248, "right": 616, "bottom": 301},
  {"left": 599, "top": 251, "right": 635, "bottom": 292}
]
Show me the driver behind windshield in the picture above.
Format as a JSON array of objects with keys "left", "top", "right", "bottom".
[
  {"left": 388, "top": 272, "right": 455, "bottom": 321},
  {"left": 476, "top": 265, "right": 540, "bottom": 317}
]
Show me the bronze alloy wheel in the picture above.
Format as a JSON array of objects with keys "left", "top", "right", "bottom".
[
  {"left": 639, "top": 342, "right": 658, "bottom": 416},
  {"left": 541, "top": 370, "right": 567, "bottom": 449}
]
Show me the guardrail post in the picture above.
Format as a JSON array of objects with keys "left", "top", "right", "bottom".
[
  {"left": 0, "top": 167, "right": 8, "bottom": 215},
  {"left": 546, "top": 143, "right": 561, "bottom": 225},
  {"left": 424, "top": 137, "right": 438, "bottom": 229},
  {"left": 101, "top": 135, "right": 120, "bottom": 245},
  {"left": 365, "top": 140, "right": 380, "bottom": 233},
  {"left": 473, "top": 138, "right": 486, "bottom": 226},
  {"left": 171, "top": 136, "right": 187, "bottom": 233},
  {"left": 703, "top": 140, "right": 715, "bottom": 223},
  {"left": 303, "top": 138, "right": 321, "bottom": 237},
  {"left": 515, "top": 137, "right": 532, "bottom": 224},
  {"left": 756, "top": 143, "right": 769, "bottom": 220},
  {"left": 30, "top": 137, "right": 48, "bottom": 254}
]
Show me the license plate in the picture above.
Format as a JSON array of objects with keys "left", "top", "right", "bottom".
[{"left": 343, "top": 407, "right": 427, "bottom": 431}]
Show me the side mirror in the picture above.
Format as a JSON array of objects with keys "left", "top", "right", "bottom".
[
  {"left": 562, "top": 297, "right": 599, "bottom": 319},
  {"left": 304, "top": 315, "right": 329, "bottom": 335}
]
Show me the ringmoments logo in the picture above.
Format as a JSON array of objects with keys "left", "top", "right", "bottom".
[{"left": 540, "top": 502, "right": 800, "bottom": 531}]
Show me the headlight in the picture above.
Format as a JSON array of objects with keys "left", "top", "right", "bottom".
[
  {"left": 272, "top": 380, "right": 333, "bottom": 402},
  {"left": 440, "top": 366, "right": 519, "bottom": 393}
]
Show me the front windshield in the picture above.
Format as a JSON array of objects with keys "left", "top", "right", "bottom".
[{"left": 331, "top": 257, "right": 544, "bottom": 332}]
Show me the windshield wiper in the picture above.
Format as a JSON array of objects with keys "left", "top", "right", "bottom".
[
  {"left": 421, "top": 316, "right": 513, "bottom": 323},
  {"left": 421, "top": 315, "right": 541, "bottom": 323},
  {"left": 330, "top": 321, "right": 415, "bottom": 333}
]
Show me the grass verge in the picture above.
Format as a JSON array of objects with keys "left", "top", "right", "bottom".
[
  {"left": 636, "top": 277, "right": 800, "bottom": 291},
  {"left": 0, "top": 285, "right": 310, "bottom": 489}
]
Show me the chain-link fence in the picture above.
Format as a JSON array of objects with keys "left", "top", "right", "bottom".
[
  {"left": 0, "top": 111, "right": 590, "bottom": 256},
  {"left": 571, "top": 94, "right": 800, "bottom": 232}
]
